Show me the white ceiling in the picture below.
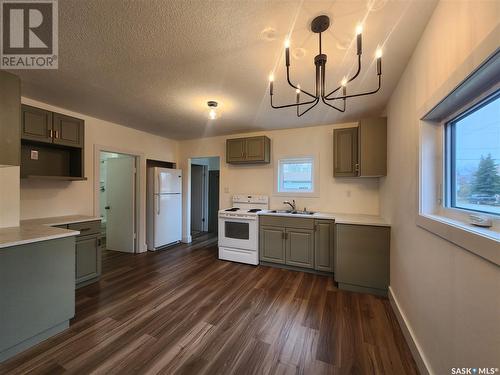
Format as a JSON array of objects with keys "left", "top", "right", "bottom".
[{"left": 13, "top": 0, "right": 437, "bottom": 140}]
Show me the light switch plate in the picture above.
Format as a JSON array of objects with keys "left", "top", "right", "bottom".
[{"left": 30, "top": 150, "right": 39, "bottom": 160}]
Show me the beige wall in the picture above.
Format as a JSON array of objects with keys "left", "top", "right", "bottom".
[
  {"left": 179, "top": 123, "right": 381, "bottom": 238},
  {"left": 380, "top": 1, "right": 500, "bottom": 374},
  {"left": 0, "top": 166, "right": 20, "bottom": 228},
  {"left": 20, "top": 97, "right": 179, "bottom": 251}
]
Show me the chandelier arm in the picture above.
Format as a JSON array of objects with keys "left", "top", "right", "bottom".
[
  {"left": 297, "top": 98, "right": 320, "bottom": 117},
  {"left": 286, "top": 66, "right": 317, "bottom": 99},
  {"left": 271, "top": 94, "right": 318, "bottom": 109},
  {"left": 316, "top": 64, "right": 320, "bottom": 98},
  {"left": 321, "top": 96, "right": 345, "bottom": 112},
  {"left": 324, "top": 55, "right": 362, "bottom": 99},
  {"left": 325, "top": 75, "right": 381, "bottom": 101}
]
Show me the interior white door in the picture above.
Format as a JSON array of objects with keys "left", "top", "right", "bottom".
[
  {"left": 106, "top": 157, "right": 135, "bottom": 253},
  {"left": 154, "top": 194, "right": 182, "bottom": 247}
]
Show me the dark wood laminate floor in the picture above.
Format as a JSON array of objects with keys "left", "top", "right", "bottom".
[{"left": 0, "top": 234, "right": 418, "bottom": 375}]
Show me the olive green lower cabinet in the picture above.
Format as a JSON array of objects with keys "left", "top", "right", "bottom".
[
  {"left": 334, "top": 224, "right": 390, "bottom": 296},
  {"left": 260, "top": 226, "right": 286, "bottom": 264},
  {"left": 56, "top": 220, "right": 102, "bottom": 288},
  {"left": 259, "top": 216, "right": 334, "bottom": 273},
  {"left": 0, "top": 237, "right": 76, "bottom": 362}
]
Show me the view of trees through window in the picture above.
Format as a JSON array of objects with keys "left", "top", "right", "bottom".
[{"left": 450, "top": 92, "right": 500, "bottom": 215}]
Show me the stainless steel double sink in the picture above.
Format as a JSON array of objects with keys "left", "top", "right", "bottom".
[{"left": 267, "top": 210, "right": 315, "bottom": 215}]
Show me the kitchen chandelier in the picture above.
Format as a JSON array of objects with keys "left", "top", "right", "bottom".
[{"left": 269, "top": 15, "right": 383, "bottom": 116}]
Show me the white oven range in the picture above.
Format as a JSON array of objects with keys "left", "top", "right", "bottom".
[{"left": 218, "top": 195, "right": 269, "bottom": 265}]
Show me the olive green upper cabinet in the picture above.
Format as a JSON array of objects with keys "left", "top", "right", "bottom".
[
  {"left": 53, "top": 113, "right": 84, "bottom": 148},
  {"left": 314, "top": 220, "right": 334, "bottom": 272},
  {"left": 0, "top": 71, "right": 21, "bottom": 166},
  {"left": 333, "top": 127, "right": 358, "bottom": 177},
  {"left": 226, "top": 138, "right": 246, "bottom": 163},
  {"left": 226, "top": 136, "right": 270, "bottom": 164},
  {"left": 333, "top": 118, "right": 387, "bottom": 177},
  {"left": 21, "top": 105, "right": 53, "bottom": 144},
  {"left": 21, "top": 105, "right": 84, "bottom": 148}
]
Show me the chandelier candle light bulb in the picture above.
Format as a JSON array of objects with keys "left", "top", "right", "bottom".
[
  {"left": 341, "top": 77, "right": 347, "bottom": 96},
  {"left": 356, "top": 24, "right": 363, "bottom": 55},
  {"left": 376, "top": 48, "right": 382, "bottom": 75},
  {"left": 285, "top": 39, "right": 290, "bottom": 66},
  {"left": 269, "top": 73, "right": 274, "bottom": 95}
]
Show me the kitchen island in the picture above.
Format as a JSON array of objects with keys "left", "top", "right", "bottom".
[{"left": 0, "top": 215, "right": 100, "bottom": 362}]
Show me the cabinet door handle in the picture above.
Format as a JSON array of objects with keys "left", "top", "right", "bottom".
[
  {"left": 54, "top": 130, "right": 59, "bottom": 139},
  {"left": 355, "top": 163, "right": 359, "bottom": 172},
  {"left": 49, "top": 129, "right": 53, "bottom": 138}
]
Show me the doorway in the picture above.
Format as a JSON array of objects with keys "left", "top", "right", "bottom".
[
  {"left": 99, "top": 151, "right": 137, "bottom": 253},
  {"left": 190, "top": 157, "right": 220, "bottom": 238}
]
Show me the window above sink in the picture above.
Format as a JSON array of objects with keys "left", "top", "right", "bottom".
[{"left": 275, "top": 156, "right": 319, "bottom": 197}]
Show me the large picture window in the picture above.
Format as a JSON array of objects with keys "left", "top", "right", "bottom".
[
  {"left": 446, "top": 90, "right": 500, "bottom": 216},
  {"left": 277, "top": 157, "right": 314, "bottom": 193}
]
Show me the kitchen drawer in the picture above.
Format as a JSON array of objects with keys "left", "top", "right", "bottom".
[
  {"left": 68, "top": 220, "right": 100, "bottom": 236},
  {"left": 259, "top": 215, "right": 314, "bottom": 229}
]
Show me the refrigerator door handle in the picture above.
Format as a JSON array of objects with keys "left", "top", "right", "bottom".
[
  {"left": 157, "top": 195, "right": 160, "bottom": 215},
  {"left": 158, "top": 174, "right": 161, "bottom": 194}
]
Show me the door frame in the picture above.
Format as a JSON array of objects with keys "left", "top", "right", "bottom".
[
  {"left": 184, "top": 156, "right": 221, "bottom": 243},
  {"left": 93, "top": 145, "right": 141, "bottom": 253},
  {"left": 190, "top": 164, "right": 208, "bottom": 233}
]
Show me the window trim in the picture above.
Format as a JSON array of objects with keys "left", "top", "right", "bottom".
[
  {"left": 273, "top": 155, "right": 320, "bottom": 197},
  {"left": 444, "top": 89, "right": 500, "bottom": 216},
  {"left": 417, "top": 43, "right": 499, "bottom": 266}
]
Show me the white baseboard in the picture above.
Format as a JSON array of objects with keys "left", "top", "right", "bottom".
[{"left": 388, "top": 286, "right": 432, "bottom": 375}]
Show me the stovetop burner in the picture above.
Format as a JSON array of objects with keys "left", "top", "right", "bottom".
[
  {"left": 247, "top": 209, "right": 262, "bottom": 213},
  {"left": 225, "top": 208, "right": 240, "bottom": 212}
]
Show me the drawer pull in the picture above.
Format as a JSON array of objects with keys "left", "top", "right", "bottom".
[{"left": 80, "top": 227, "right": 91, "bottom": 232}]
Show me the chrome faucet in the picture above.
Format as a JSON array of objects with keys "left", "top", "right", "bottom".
[{"left": 283, "top": 200, "right": 296, "bottom": 211}]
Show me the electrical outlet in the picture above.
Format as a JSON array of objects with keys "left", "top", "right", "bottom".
[{"left": 30, "top": 150, "right": 39, "bottom": 160}]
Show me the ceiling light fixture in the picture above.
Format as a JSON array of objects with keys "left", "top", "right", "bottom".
[
  {"left": 207, "top": 100, "right": 218, "bottom": 120},
  {"left": 269, "top": 15, "right": 383, "bottom": 116}
]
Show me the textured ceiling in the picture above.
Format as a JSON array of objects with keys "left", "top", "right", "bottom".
[{"left": 12, "top": 0, "right": 437, "bottom": 139}]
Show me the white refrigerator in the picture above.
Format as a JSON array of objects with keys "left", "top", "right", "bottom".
[{"left": 147, "top": 167, "right": 182, "bottom": 250}]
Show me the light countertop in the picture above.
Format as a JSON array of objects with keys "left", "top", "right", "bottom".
[
  {"left": 259, "top": 211, "right": 390, "bottom": 227},
  {"left": 0, "top": 215, "right": 101, "bottom": 249},
  {"left": 22, "top": 215, "right": 102, "bottom": 227}
]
